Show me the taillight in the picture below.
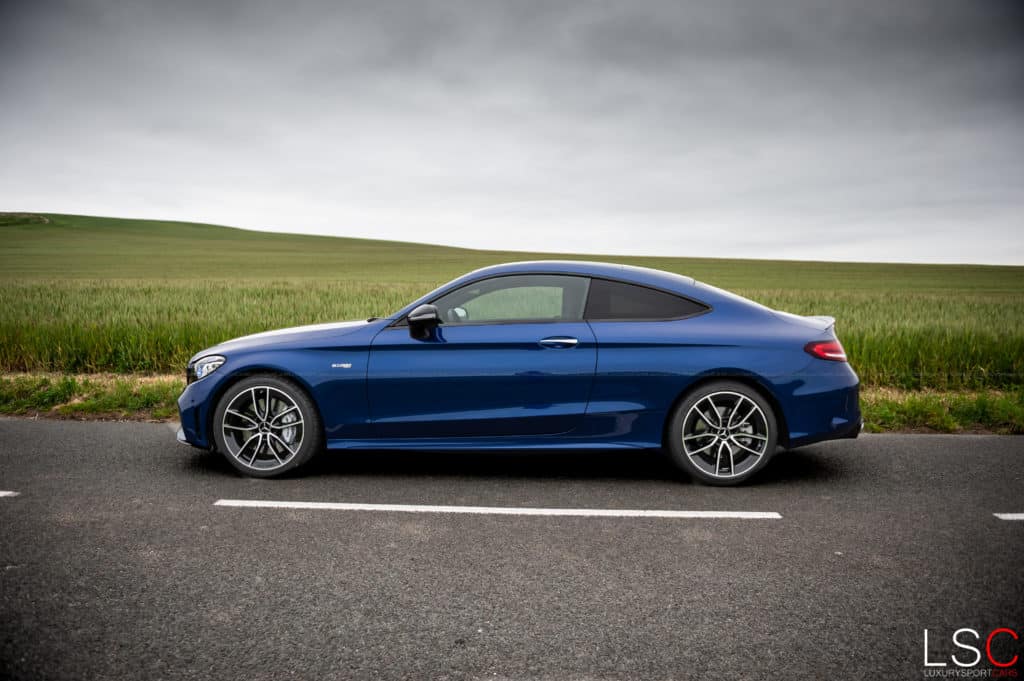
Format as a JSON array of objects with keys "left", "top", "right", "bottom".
[{"left": 804, "top": 339, "right": 847, "bottom": 362}]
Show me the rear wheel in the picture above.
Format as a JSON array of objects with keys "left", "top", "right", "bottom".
[
  {"left": 666, "top": 381, "right": 778, "bottom": 486},
  {"left": 212, "top": 375, "right": 322, "bottom": 478}
]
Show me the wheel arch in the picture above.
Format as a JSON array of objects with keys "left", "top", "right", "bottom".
[
  {"left": 662, "top": 371, "right": 790, "bottom": 449},
  {"left": 205, "top": 365, "right": 325, "bottom": 449}
]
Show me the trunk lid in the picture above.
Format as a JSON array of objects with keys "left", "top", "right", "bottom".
[{"left": 772, "top": 310, "right": 836, "bottom": 332}]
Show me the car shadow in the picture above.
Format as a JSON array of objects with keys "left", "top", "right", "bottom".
[
  {"left": 186, "top": 443, "right": 848, "bottom": 486},
  {"left": 755, "top": 447, "right": 851, "bottom": 486},
  {"left": 309, "top": 448, "right": 681, "bottom": 482}
]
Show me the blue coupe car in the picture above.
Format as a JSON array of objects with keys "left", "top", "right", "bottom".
[{"left": 177, "top": 261, "right": 861, "bottom": 485}]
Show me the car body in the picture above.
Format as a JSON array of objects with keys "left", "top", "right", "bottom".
[{"left": 177, "top": 261, "right": 861, "bottom": 483}]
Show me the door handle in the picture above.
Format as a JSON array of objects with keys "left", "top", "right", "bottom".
[{"left": 538, "top": 336, "right": 579, "bottom": 349}]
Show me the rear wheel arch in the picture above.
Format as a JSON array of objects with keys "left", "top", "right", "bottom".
[{"left": 662, "top": 372, "right": 789, "bottom": 450}]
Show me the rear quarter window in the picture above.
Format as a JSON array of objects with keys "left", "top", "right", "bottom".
[{"left": 585, "top": 279, "right": 709, "bottom": 321}]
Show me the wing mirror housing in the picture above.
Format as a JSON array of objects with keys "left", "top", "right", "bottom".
[{"left": 408, "top": 304, "right": 441, "bottom": 340}]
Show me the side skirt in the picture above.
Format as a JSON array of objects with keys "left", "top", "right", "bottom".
[{"left": 325, "top": 437, "right": 653, "bottom": 451}]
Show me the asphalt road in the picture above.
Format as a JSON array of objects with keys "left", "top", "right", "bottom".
[{"left": 1, "top": 418, "right": 1022, "bottom": 680}]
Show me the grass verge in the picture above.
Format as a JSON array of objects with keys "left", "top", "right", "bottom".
[
  {"left": 860, "top": 388, "right": 1024, "bottom": 434},
  {"left": 1, "top": 373, "right": 1021, "bottom": 434},
  {"left": 0, "top": 374, "right": 181, "bottom": 421}
]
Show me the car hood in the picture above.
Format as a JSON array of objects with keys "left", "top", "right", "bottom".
[{"left": 190, "top": 320, "right": 371, "bottom": 362}]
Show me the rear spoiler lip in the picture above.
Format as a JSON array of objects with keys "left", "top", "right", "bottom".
[
  {"left": 805, "top": 314, "right": 836, "bottom": 328},
  {"left": 771, "top": 310, "right": 836, "bottom": 332}
]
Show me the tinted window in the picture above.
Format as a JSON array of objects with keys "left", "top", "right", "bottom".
[
  {"left": 584, "top": 279, "right": 708, "bottom": 321},
  {"left": 432, "top": 275, "right": 590, "bottom": 324}
]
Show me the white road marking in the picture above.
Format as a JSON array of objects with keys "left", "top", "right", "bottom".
[
  {"left": 0, "top": 491, "right": 19, "bottom": 498},
  {"left": 214, "top": 499, "right": 781, "bottom": 519},
  {"left": 994, "top": 513, "right": 1024, "bottom": 520}
]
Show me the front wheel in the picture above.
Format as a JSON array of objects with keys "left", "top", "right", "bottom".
[
  {"left": 666, "top": 381, "right": 778, "bottom": 486},
  {"left": 212, "top": 375, "right": 323, "bottom": 478}
]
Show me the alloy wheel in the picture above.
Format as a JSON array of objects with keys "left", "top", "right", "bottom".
[
  {"left": 221, "top": 386, "right": 304, "bottom": 471},
  {"left": 681, "top": 390, "right": 770, "bottom": 480}
]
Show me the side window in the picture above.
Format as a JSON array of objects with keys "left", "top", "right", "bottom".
[
  {"left": 584, "top": 279, "right": 708, "bottom": 321},
  {"left": 432, "top": 275, "right": 590, "bottom": 324}
]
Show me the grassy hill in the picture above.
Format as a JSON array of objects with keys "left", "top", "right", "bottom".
[
  {"left": 1, "top": 212, "right": 1022, "bottom": 389},
  {"left": 2, "top": 212, "right": 1020, "bottom": 291}
]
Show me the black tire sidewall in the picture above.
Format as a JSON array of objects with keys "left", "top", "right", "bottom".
[
  {"left": 211, "top": 375, "right": 323, "bottom": 478},
  {"left": 666, "top": 380, "right": 778, "bottom": 486}
]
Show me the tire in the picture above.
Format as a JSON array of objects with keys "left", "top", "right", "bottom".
[
  {"left": 666, "top": 381, "right": 778, "bottom": 486},
  {"left": 212, "top": 375, "right": 323, "bottom": 478}
]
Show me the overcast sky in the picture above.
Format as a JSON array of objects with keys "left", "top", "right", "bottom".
[{"left": 2, "top": 0, "right": 1022, "bottom": 264}]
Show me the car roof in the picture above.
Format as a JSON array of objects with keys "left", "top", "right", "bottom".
[{"left": 461, "top": 260, "right": 697, "bottom": 290}]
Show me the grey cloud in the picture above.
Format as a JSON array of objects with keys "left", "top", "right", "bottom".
[{"left": 1, "top": 0, "right": 1022, "bottom": 263}]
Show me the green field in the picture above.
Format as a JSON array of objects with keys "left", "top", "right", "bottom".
[{"left": 2, "top": 212, "right": 1023, "bottom": 391}]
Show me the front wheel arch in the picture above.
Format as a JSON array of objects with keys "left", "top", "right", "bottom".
[
  {"left": 205, "top": 367, "right": 325, "bottom": 451},
  {"left": 210, "top": 372, "right": 325, "bottom": 477}
]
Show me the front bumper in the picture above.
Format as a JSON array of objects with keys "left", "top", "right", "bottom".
[{"left": 177, "top": 372, "right": 225, "bottom": 449}]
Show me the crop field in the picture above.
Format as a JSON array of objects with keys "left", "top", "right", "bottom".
[{"left": 2, "top": 213, "right": 1023, "bottom": 391}]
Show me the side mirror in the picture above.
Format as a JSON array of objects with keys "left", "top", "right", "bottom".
[{"left": 408, "top": 304, "right": 441, "bottom": 340}]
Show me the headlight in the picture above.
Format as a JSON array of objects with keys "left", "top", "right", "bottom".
[{"left": 193, "top": 355, "right": 225, "bottom": 381}]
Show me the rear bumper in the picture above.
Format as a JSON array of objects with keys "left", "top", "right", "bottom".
[
  {"left": 834, "top": 417, "right": 864, "bottom": 440},
  {"left": 781, "top": 362, "right": 862, "bottom": 449},
  {"left": 786, "top": 413, "right": 861, "bottom": 448}
]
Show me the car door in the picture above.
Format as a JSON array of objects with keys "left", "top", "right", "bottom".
[{"left": 367, "top": 274, "right": 597, "bottom": 438}]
